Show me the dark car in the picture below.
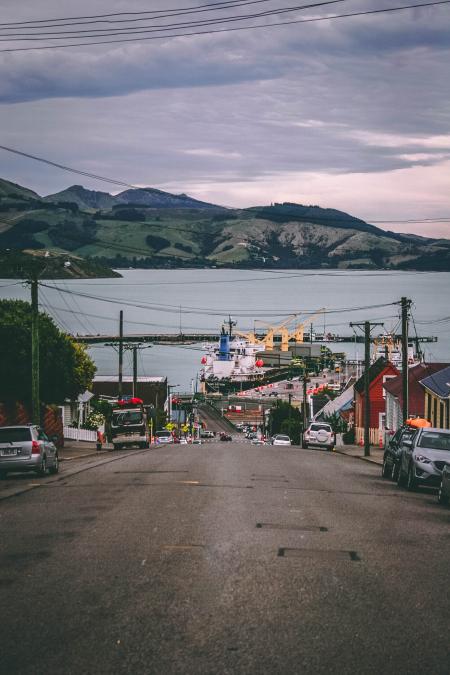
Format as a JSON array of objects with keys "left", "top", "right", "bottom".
[
  {"left": 438, "top": 463, "right": 450, "bottom": 506},
  {"left": 397, "top": 428, "right": 450, "bottom": 491},
  {"left": 382, "top": 426, "right": 416, "bottom": 480},
  {"left": 219, "top": 433, "right": 232, "bottom": 441},
  {"left": 0, "top": 425, "right": 59, "bottom": 478}
]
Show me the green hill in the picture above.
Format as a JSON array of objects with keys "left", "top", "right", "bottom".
[{"left": 0, "top": 177, "right": 449, "bottom": 271}]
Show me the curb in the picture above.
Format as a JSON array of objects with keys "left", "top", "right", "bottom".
[{"left": 334, "top": 448, "right": 383, "bottom": 466}]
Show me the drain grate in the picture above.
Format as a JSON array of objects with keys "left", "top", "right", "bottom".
[
  {"left": 114, "top": 470, "right": 189, "bottom": 474},
  {"left": 278, "top": 548, "right": 361, "bottom": 561},
  {"left": 257, "top": 523, "right": 328, "bottom": 532},
  {"left": 251, "top": 478, "right": 289, "bottom": 483}
]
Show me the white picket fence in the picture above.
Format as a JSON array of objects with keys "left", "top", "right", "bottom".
[
  {"left": 63, "top": 426, "right": 97, "bottom": 442},
  {"left": 355, "top": 426, "right": 383, "bottom": 447}
]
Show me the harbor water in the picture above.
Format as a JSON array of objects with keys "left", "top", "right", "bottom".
[{"left": 1, "top": 269, "right": 449, "bottom": 391}]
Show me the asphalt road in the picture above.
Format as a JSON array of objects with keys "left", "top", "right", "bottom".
[{"left": 1, "top": 442, "right": 449, "bottom": 675}]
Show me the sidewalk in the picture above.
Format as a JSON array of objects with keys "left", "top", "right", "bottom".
[
  {"left": 335, "top": 444, "right": 384, "bottom": 465},
  {"left": 60, "top": 440, "right": 110, "bottom": 462}
]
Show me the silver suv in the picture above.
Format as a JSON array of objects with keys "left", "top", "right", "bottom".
[
  {"left": 397, "top": 427, "right": 450, "bottom": 491},
  {"left": 303, "top": 423, "right": 335, "bottom": 451},
  {"left": 0, "top": 425, "right": 59, "bottom": 478}
]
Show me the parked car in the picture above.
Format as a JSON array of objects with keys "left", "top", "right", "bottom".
[
  {"left": 251, "top": 437, "right": 265, "bottom": 445},
  {"left": 438, "top": 463, "right": 450, "bottom": 505},
  {"left": 397, "top": 427, "right": 450, "bottom": 491},
  {"left": 302, "top": 423, "right": 335, "bottom": 451},
  {"left": 219, "top": 432, "right": 232, "bottom": 442},
  {"left": 155, "top": 430, "right": 174, "bottom": 444},
  {"left": 200, "top": 430, "right": 215, "bottom": 439},
  {"left": 271, "top": 434, "right": 292, "bottom": 446},
  {"left": 0, "top": 425, "right": 59, "bottom": 478},
  {"left": 382, "top": 425, "right": 416, "bottom": 480}
]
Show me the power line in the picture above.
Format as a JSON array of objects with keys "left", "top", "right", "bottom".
[
  {"left": 0, "top": 1, "right": 349, "bottom": 41},
  {"left": 1, "top": 1, "right": 448, "bottom": 52},
  {"left": 0, "top": 0, "right": 278, "bottom": 28}
]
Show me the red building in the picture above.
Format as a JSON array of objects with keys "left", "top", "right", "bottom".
[{"left": 354, "top": 358, "right": 399, "bottom": 442}]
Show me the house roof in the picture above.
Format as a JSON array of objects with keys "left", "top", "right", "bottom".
[
  {"left": 420, "top": 365, "right": 450, "bottom": 398},
  {"left": 315, "top": 386, "right": 354, "bottom": 420},
  {"left": 354, "top": 357, "right": 398, "bottom": 394},
  {"left": 383, "top": 362, "right": 449, "bottom": 410}
]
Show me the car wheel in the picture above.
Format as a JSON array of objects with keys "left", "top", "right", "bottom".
[
  {"left": 382, "top": 456, "right": 390, "bottom": 478},
  {"left": 37, "top": 456, "right": 48, "bottom": 477},
  {"left": 406, "top": 464, "right": 417, "bottom": 491},
  {"left": 49, "top": 453, "right": 59, "bottom": 475},
  {"left": 0, "top": 469, "right": 8, "bottom": 480},
  {"left": 327, "top": 445, "right": 334, "bottom": 452},
  {"left": 437, "top": 481, "right": 449, "bottom": 505}
]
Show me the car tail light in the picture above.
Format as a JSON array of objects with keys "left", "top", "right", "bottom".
[{"left": 32, "top": 440, "right": 41, "bottom": 454}]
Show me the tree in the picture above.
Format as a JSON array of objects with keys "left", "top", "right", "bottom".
[
  {"left": 270, "top": 401, "right": 303, "bottom": 443},
  {"left": 0, "top": 299, "right": 96, "bottom": 404}
]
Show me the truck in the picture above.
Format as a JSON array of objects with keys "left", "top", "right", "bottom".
[{"left": 110, "top": 397, "right": 149, "bottom": 450}]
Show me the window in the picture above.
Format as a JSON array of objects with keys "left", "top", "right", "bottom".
[
  {"left": 0, "top": 428, "right": 32, "bottom": 443},
  {"left": 418, "top": 431, "right": 450, "bottom": 451}
]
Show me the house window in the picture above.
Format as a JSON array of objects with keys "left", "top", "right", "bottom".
[
  {"left": 440, "top": 401, "right": 445, "bottom": 429},
  {"left": 427, "top": 393, "right": 432, "bottom": 421},
  {"left": 433, "top": 397, "right": 438, "bottom": 426}
]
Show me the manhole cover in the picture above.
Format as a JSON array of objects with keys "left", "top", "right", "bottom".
[
  {"left": 257, "top": 523, "right": 328, "bottom": 532},
  {"left": 278, "top": 548, "right": 360, "bottom": 561}
]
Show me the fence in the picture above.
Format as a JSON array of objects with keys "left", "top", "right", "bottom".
[
  {"left": 355, "top": 426, "right": 383, "bottom": 447},
  {"left": 63, "top": 426, "right": 97, "bottom": 442}
]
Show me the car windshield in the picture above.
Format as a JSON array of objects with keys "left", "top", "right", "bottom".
[
  {"left": 112, "top": 411, "right": 143, "bottom": 425},
  {"left": 310, "top": 424, "right": 331, "bottom": 432},
  {"left": 0, "top": 428, "right": 32, "bottom": 443},
  {"left": 277, "top": 435, "right": 290, "bottom": 441},
  {"left": 418, "top": 431, "right": 450, "bottom": 451}
]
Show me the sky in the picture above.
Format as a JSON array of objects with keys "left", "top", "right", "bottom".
[{"left": 0, "top": 0, "right": 449, "bottom": 237}]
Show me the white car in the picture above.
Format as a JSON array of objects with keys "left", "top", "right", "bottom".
[
  {"left": 271, "top": 434, "right": 292, "bottom": 446},
  {"left": 303, "top": 423, "right": 335, "bottom": 451}
]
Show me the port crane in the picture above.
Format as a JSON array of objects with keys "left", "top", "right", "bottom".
[{"left": 235, "top": 310, "right": 325, "bottom": 351}]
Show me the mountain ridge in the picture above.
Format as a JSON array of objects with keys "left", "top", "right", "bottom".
[{"left": 0, "top": 177, "right": 448, "bottom": 271}]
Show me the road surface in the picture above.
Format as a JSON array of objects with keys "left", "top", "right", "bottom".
[{"left": 1, "top": 442, "right": 449, "bottom": 674}]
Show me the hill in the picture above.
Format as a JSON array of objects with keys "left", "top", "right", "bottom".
[{"left": 0, "top": 177, "right": 449, "bottom": 271}]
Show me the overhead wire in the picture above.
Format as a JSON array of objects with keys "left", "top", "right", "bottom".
[
  {"left": 0, "top": 1, "right": 351, "bottom": 41},
  {"left": 1, "top": 1, "right": 449, "bottom": 52}
]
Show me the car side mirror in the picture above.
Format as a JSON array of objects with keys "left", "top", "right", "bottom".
[
  {"left": 402, "top": 439, "right": 412, "bottom": 448},
  {"left": 51, "top": 435, "right": 59, "bottom": 443}
]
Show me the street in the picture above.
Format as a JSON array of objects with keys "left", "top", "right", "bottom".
[{"left": 1, "top": 442, "right": 449, "bottom": 675}]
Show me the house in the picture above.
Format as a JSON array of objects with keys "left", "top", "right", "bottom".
[
  {"left": 420, "top": 365, "right": 450, "bottom": 429},
  {"left": 91, "top": 376, "right": 168, "bottom": 408},
  {"left": 61, "top": 390, "right": 94, "bottom": 427},
  {"left": 354, "top": 357, "right": 399, "bottom": 444},
  {"left": 314, "top": 384, "right": 354, "bottom": 423},
  {"left": 383, "top": 362, "right": 449, "bottom": 432}
]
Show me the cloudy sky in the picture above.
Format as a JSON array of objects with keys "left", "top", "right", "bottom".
[{"left": 0, "top": 0, "right": 449, "bottom": 236}]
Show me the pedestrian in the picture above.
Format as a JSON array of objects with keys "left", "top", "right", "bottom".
[{"left": 96, "top": 429, "right": 104, "bottom": 451}]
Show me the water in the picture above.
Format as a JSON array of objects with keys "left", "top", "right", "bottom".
[{"left": 1, "top": 269, "right": 449, "bottom": 390}]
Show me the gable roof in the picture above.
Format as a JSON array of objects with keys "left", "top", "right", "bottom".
[
  {"left": 383, "top": 362, "right": 449, "bottom": 409},
  {"left": 354, "top": 357, "right": 398, "bottom": 394},
  {"left": 420, "top": 365, "right": 450, "bottom": 398}
]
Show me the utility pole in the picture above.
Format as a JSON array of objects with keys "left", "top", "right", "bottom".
[
  {"left": 350, "top": 320, "right": 384, "bottom": 457},
  {"left": 31, "top": 276, "right": 40, "bottom": 425},
  {"left": 302, "top": 373, "right": 308, "bottom": 431},
  {"left": 118, "top": 310, "right": 123, "bottom": 399},
  {"left": 401, "top": 297, "right": 411, "bottom": 424},
  {"left": 132, "top": 345, "right": 138, "bottom": 398}
]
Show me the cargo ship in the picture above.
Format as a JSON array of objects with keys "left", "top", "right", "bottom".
[{"left": 199, "top": 318, "right": 265, "bottom": 392}]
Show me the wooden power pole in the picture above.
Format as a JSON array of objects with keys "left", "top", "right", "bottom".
[
  {"left": 401, "top": 297, "right": 411, "bottom": 424},
  {"left": 118, "top": 310, "right": 124, "bottom": 399},
  {"left": 350, "top": 320, "right": 384, "bottom": 457},
  {"left": 31, "top": 276, "right": 40, "bottom": 425}
]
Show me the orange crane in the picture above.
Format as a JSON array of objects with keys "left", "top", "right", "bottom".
[{"left": 280, "top": 308, "right": 326, "bottom": 351}]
